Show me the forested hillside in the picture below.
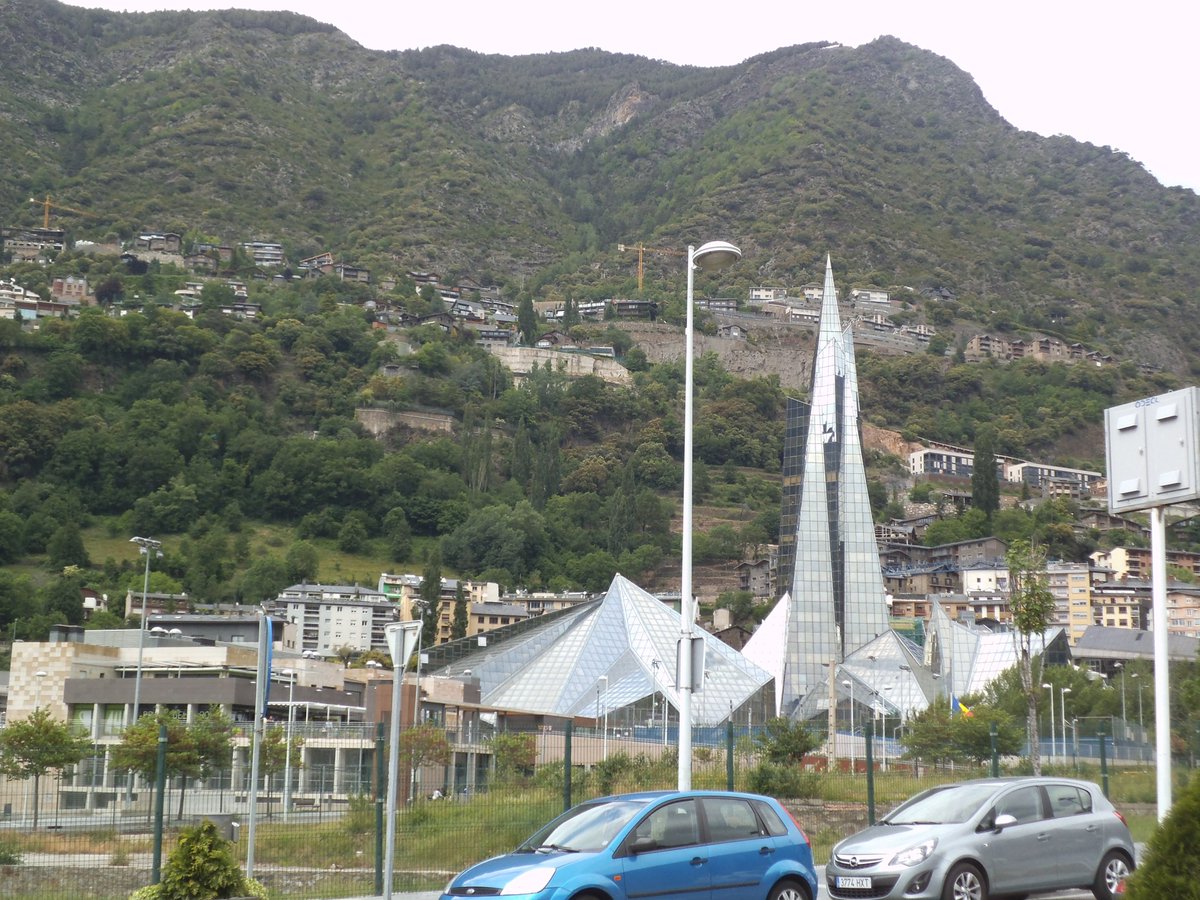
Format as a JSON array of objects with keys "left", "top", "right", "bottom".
[
  {"left": 2, "top": 0, "right": 1199, "bottom": 653},
  {"left": 2, "top": 0, "right": 1199, "bottom": 368}
]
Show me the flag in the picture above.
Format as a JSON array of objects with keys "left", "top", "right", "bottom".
[{"left": 952, "top": 696, "right": 974, "bottom": 718}]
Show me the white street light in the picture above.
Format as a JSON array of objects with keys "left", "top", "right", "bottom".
[
  {"left": 679, "top": 239, "right": 740, "bottom": 791},
  {"left": 1042, "top": 683, "right": 1055, "bottom": 767},
  {"left": 383, "top": 621, "right": 421, "bottom": 900},
  {"left": 1060, "top": 687, "right": 1072, "bottom": 762},
  {"left": 128, "top": 535, "right": 161, "bottom": 805},
  {"left": 842, "top": 679, "right": 856, "bottom": 772},
  {"left": 282, "top": 669, "right": 296, "bottom": 820},
  {"left": 600, "top": 675, "right": 609, "bottom": 760},
  {"left": 1114, "top": 662, "right": 1128, "bottom": 741}
]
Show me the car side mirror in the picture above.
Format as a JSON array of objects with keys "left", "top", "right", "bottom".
[
  {"left": 993, "top": 813, "right": 1017, "bottom": 832},
  {"left": 629, "top": 836, "right": 658, "bottom": 854}
]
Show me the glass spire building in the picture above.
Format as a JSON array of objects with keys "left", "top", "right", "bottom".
[{"left": 777, "top": 256, "right": 891, "bottom": 715}]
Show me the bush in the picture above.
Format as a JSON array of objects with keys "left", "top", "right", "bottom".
[
  {"left": 1125, "top": 772, "right": 1200, "bottom": 899},
  {"left": 746, "top": 763, "right": 818, "bottom": 799},
  {"left": 129, "top": 819, "right": 261, "bottom": 900},
  {"left": 0, "top": 836, "right": 22, "bottom": 865}
]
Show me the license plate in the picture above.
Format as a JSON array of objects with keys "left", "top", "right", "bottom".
[{"left": 836, "top": 877, "right": 872, "bottom": 889}]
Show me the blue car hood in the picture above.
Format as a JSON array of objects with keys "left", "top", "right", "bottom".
[{"left": 454, "top": 850, "right": 595, "bottom": 889}]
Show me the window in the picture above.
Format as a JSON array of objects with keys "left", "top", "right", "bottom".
[
  {"left": 702, "top": 797, "right": 762, "bottom": 842},
  {"left": 1046, "top": 784, "right": 1092, "bottom": 818},
  {"left": 993, "top": 786, "right": 1043, "bottom": 825},
  {"left": 630, "top": 800, "right": 700, "bottom": 850}
]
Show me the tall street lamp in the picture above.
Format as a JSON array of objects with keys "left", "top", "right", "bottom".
[
  {"left": 1042, "top": 682, "right": 1055, "bottom": 766},
  {"left": 1115, "top": 662, "right": 1128, "bottom": 741},
  {"left": 128, "top": 535, "right": 161, "bottom": 806},
  {"left": 282, "top": 669, "right": 296, "bottom": 820},
  {"left": 600, "top": 675, "right": 609, "bottom": 761},
  {"left": 129, "top": 536, "right": 162, "bottom": 730},
  {"left": 842, "top": 679, "right": 856, "bottom": 772},
  {"left": 678, "top": 239, "right": 740, "bottom": 791},
  {"left": 1060, "top": 687, "right": 1072, "bottom": 762}
]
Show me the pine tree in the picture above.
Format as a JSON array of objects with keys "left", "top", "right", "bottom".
[{"left": 971, "top": 428, "right": 1000, "bottom": 519}]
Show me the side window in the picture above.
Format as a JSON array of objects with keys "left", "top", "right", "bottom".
[
  {"left": 994, "top": 786, "right": 1043, "bottom": 825},
  {"left": 630, "top": 800, "right": 700, "bottom": 850},
  {"left": 750, "top": 799, "right": 789, "bottom": 837},
  {"left": 1047, "top": 784, "right": 1087, "bottom": 818},
  {"left": 702, "top": 797, "right": 762, "bottom": 843}
]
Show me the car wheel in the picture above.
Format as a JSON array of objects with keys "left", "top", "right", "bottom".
[
  {"left": 768, "top": 877, "right": 811, "bottom": 900},
  {"left": 941, "top": 862, "right": 987, "bottom": 900},
  {"left": 1092, "top": 850, "right": 1132, "bottom": 900}
]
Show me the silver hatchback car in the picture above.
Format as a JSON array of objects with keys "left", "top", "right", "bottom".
[{"left": 826, "top": 776, "right": 1135, "bottom": 900}]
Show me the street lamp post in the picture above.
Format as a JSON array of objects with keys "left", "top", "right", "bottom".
[
  {"left": 1060, "top": 687, "right": 1072, "bottom": 763},
  {"left": 678, "top": 239, "right": 740, "bottom": 791},
  {"left": 1042, "top": 683, "right": 1055, "bottom": 767},
  {"left": 600, "top": 675, "right": 609, "bottom": 760},
  {"left": 128, "top": 535, "right": 161, "bottom": 805},
  {"left": 283, "top": 669, "right": 295, "bottom": 820},
  {"left": 842, "top": 679, "right": 856, "bottom": 772},
  {"left": 129, "top": 537, "right": 162, "bottom": 730},
  {"left": 1115, "top": 662, "right": 1128, "bottom": 741}
]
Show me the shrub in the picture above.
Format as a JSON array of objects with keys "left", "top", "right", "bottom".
[
  {"left": 746, "top": 763, "right": 818, "bottom": 799},
  {"left": 129, "top": 819, "right": 261, "bottom": 900},
  {"left": 1125, "top": 772, "right": 1200, "bottom": 899},
  {"left": 0, "top": 836, "right": 22, "bottom": 865}
]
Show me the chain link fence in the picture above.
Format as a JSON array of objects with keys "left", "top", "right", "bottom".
[{"left": 0, "top": 720, "right": 1173, "bottom": 899}]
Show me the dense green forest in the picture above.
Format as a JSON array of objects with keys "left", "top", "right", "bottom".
[{"left": 0, "top": 243, "right": 1183, "bottom": 656}]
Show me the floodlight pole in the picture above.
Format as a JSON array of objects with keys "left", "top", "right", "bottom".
[
  {"left": 1151, "top": 506, "right": 1171, "bottom": 820},
  {"left": 677, "top": 240, "right": 739, "bottom": 791},
  {"left": 383, "top": 621, "right": 421, "bottom": 900}
]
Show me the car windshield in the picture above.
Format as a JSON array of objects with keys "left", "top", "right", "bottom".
[
  {"left": 884, "top": 783, "right": 1001, "bottom": 825},
  {"left": 517, "top": 799, "right": 649, "bottom": 853}
]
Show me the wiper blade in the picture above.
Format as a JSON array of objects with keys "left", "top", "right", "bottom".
[{"left": 538, "top": 844, "right": 578, "bottom": 853}]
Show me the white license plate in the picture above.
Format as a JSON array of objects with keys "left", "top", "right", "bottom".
[{"left": 836, "top": 876, "right": 872, "bottom": 889}]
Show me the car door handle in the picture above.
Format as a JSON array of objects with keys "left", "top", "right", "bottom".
[
  {"left": 759, "top": 846, "right": 775, "bottom": 855},
  {"left": 1036, "top": 833, "right": 1050, "bottom": 842},
  {"left": 1086, "top": 825, "right": 1098, "bottom": 833},
  {"left": 691, "top": 857, "right": 708, "bottom": 866}
]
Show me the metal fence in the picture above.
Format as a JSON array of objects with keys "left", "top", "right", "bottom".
[{"left": 0, "top": 721, "right": 1175, "bottom": 900}]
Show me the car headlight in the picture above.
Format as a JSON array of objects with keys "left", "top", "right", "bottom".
[
  {"left": 501, "top": 867, "right": 555, "bottom": 895},
  {"left": 890, "top": 838, "right": 937, "bottom": 867}
]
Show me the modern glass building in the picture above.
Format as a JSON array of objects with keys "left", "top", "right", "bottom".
[
  {"left": 776, "top": 256, "right": 892, "bottom": 716},
  {"left": 427, "top": 574, "right": 774, "bottom": 726}
]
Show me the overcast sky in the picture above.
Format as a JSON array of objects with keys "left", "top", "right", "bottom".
[{"left": 69, "top": 0, "right": 1198, "bottom": 192}]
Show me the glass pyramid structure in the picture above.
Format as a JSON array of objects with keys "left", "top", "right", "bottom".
[{"left": 430, "top": 574, "right": 772, "bottom": 725}]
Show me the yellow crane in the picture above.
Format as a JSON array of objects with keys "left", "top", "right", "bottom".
[
  {"left": 618, "top": 242, "right": 686, "bottom": 293},
  {"left": 29, "top": 194, "right": 99, "bottom": 228}
]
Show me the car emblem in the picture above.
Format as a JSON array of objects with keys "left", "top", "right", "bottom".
[
  {"left": 466, "top": 890, "right": 475, "bottom": 895},
  {"left": 849, "top": 856, "right": 860, "bottom": 868}
]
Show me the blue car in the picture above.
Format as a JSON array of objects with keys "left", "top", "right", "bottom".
[{"left": 442, "top": 790, "right": 820, "bottom": 900}]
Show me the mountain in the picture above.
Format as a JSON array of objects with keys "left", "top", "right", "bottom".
[{"left": 3, "top": 0, "right": 1200, "bottom": 371}]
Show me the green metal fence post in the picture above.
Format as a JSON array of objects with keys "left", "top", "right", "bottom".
[
  {"left": 726, "top": 721, "right": 735, "bottom": 791},
  {"left": 864, "top": 722, "right": 875, "bottom": 825},
  {"left": 563, "top": 721, "right": 572, "bottom": 812},
  {"left": 151, "top": 723, "right": 168, "bottom": 884},
  {"left": 1098, "top": 729, "right": 1109, "bottom": 797},
  {"left": 375, "top": 722, "right": 385, "bottom": 896},
  {"left": 990, "top": 723, "right": 999, "bottom": 778}
]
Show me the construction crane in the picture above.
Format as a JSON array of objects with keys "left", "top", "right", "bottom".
[
  {"left": 29, "top": 195, "right": 99, "bottom": 228},
  {"left": 618, "top": 242, "right": 686, "bottom": 293}
]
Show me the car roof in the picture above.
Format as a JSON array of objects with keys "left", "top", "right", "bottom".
[{"left": 594, "top": 789, "right": 777, "bottom": 803}]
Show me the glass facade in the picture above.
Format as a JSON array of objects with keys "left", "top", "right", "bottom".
[
  {"left": 429, "top": 574, "right": 773, "bottom": 725},
  {"left": 780, "top": 257, "right": 891, "bottom": 715}
]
